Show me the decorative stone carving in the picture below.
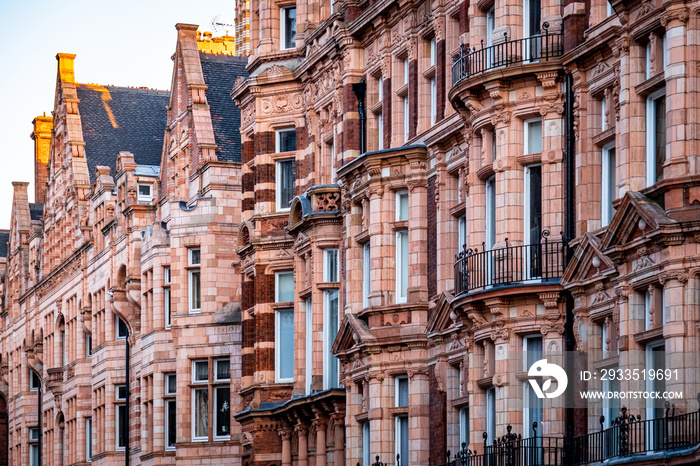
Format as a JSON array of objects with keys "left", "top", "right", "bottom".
[
  {"left": 592, "top": 283, "right": 611, "bottom": 304},
  {"left": 261, "top": 93, "right": 304, "bottom": 115},
  {"left": 633, "top": 247, "right": 654, "bottom": 271}
]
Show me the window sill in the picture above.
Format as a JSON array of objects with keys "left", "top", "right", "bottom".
[
  {"left": 191, "top": 437, "right": 208, "bottom": 443},
  {"left": 592, "top": 355, "right": 620, "bottom": 370},
  {"left": 371, "top": 101, "right": 383, "bottom": 114},
  {"left": 318, "top": 282, "right": 340, "bottom": 290},
  {"left": 635, "top": 72, "right": 665, "bottom": 97},
  {"left": 272, "top": 302, "right": 294, "bottom": 310},
  {"left": 188, "top": 309, "right": 201, "bottom": 314},
  {"left": 423, "top": 65, "right": 436, "bottom": 79},
  {"left": 517, "top": 152, "right": 542, "bottom": 166},
  {"left": 395, "top": 83, "right": 408, "bottom": 97},
  {"left": 592, "top": 127, "right": 616, "bottom": 146}
]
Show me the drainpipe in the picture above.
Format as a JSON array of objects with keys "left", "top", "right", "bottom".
[
  {"left": 564, "top": 71, "right": 576, "bottom": 462},
  {"left": 38, "top": 377, "right": 42, "bottom": 466},
  {"left": 125, "top": 333, "right": 130, "bottom": 466}
]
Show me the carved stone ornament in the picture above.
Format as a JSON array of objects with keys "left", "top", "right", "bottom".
[
  {"left": 633, "top": 247, "right": 654, "bottom": 271},
  {"left": 261, "top": 93, "right": 304, "bottom": 115},
  {"left": 591, "top": 283, "right": 612, "bottom": 304}
]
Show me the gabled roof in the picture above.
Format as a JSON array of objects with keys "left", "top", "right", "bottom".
[
  {"left": 76, "top": 84, "right": 169, "bottom": 180},
  {"left": 562, "top": 232, "right": 616, "bottom": 284},
  {"left": 425, "top": 291, "right": 457, "bottom": 336},
  {"left": 200, "top": 53, "right": 248, "bottom": 163},
  {"left": 599, "top": 191, "right": 676, "bottom": 251},
  {"left": 331, "top": 313, "right": 378, "bottom": 355}
]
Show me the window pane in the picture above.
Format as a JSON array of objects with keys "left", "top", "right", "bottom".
[
  {"left": 116, "top": 385, "right": 127, "bottom": 400},
  {"left": 525, "top": 336, "right": 543, "bottom": 368},
  {"left": 167, "top": 400, "right": 176, "bottom": 447},
  {"left": 194, "top": 361, "right": 208, "bottom": 382},
  {"left": 118, "top": 317, "right": 128, "bottom": 338},
  {"left": 164, "top": 266, "right": 171, "bottom": 284},
  {"left": 167, "top": 374, "right": 176, "bottom": 394},
  {"left": 194, "top": 388, "right": 209, "bottom": 438},
  {"left": 486, "top": 388, "right": 496, "bottom": 443},
  {"left": 165, "top": 287, "right": 171, "bottom": 327},
  {"left": 397, "top": 191, "right": 409, "bottom": 221},
  {"left": 528, "top": 165, "right": 542, "bottom": 246},
  {"left": 117, "top": 404, "right": 126, "bottom": 448},
  {"left": 190, "top": 270, "right": 201, "bottom": 310},
  {"left": 460, "top": 407, "right": 469, "bottom": 447},
  {"left": 138, "top": 184, "right": 151, "bottom": 197},
  {"left": 278, "top": 160, "right": 296, "bottom": 208},
  {"left": 655, "top": 96, "right": 666, "bottom": 182},
  {"left": 86, "top": 418, "right": 92, "bottom": 460},
  {"left": 30, "top": 444, "right": 39, "bottom": 466},
  {"left": 277, "top": 272, "right": 294, "bottom": 302},
  {"left": 216, "top": 360, "right": 230, "bottom": 381},
  {"left": 278, "top": 309, "right": 295, "bottom": 380},
  {"left": 362, "top": 422, "right": 370, "bottom": 465},
  {"left": 398, "top": 416, "right": 409, "bottom": 466},
  {"left": 215, "top": 386, "right": 231, "bottom": 437},
  {"left": 398, "top": 230, "right": 409, "bottom": 299},
  {"left": 278, "top": 129, "right": 297, "bottom": 152},
  {"left": 363, "top": 242, "right": 370, "bottom": 308},
  {"left": 189, "top": 248, "right": 201, "bottom": 266},
  {"left": 397, "top": 377, "right": 409, "bottom": 407},
  {"left": 325, "top": 289, "right": 340, "bottom": 387},
  {"left": 284, "top": 7, "right": 296, "bottom": 49},
  {"left": 527, "top": 120, "right": 543, "bottom": 154},
  {"left": 324, "top": 249, "right": 338, "bottom": 282}
]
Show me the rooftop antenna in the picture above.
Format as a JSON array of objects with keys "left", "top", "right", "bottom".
[{"left": 210, "top": 15, "right": 234, "bottom": 35}]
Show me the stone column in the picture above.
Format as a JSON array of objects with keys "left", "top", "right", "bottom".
[
  {"left": 407, "top": 161, "right": 428, "bottom": 303},
  {"left": 332, "top": 413, "right": 345, "bottom": 466},
  {"left": 281, "top": 428, "right": 292, "bottom": 466},
  {"left": 297, "top": 424, "right": 309, "bottom": 466},
  {"left": 315, "top": 419, "right": 327, "bottom": 466},
  {"left": 408, "top": 369, "right": 430, "bottom": 465}
]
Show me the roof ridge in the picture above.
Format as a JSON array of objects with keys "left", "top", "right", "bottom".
[{"left": 77, "top": 82, "right": 170, "bottom": 94}]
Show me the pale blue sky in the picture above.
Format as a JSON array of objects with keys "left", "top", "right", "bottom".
[{"left": 0, "top": 0, "right": 235, "bottom": 228}]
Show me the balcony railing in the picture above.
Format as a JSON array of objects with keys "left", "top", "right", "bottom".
[
  {"left": 571, "top": 399, "right": 700, "bottom": 465},
  {"left": 452, "top": 24, "right": 564, "bottom": 86},
  {"left": 454, "top": 230, "right": 568, "bottom": 295},
  {"left": 436, "top": 399, "right": 700, "bottom": 466}
]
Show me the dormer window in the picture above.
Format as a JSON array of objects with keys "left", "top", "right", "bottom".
[{"left": 137, "top": 183, "right": 153, "bottom": 204}]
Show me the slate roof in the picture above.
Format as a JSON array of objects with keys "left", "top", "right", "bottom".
[
  {"left": 76, "top": 85, "right": 169, "bottom": 180},
  {"left": 200, "top": 53, "right": 248, "bottom": 163},
  {"left": 0, "top": 230, "right": 8, "bottom": 257},
  {"left": 29, "top": 203, "right": 43, "bottom": 221}
]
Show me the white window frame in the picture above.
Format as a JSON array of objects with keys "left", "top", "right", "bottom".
[
  {"left": 330, "top": 141, "right": 336, "bottom": 183},
  {"left": 323, "top": 288, "right": 340, "bottom": 389},
  {"left": 404, "top": 96, "right": 410, "bottom": 142},
  {"left": 524, "top": 118, "right": 543, "bottom": 155},
  {"left": 191, "top": 386, "right": 209, "bottom": 442},
  {"left": 323, "top": 248, "right": 339, "bottom": 282},
  {"left": 214, "top": 358, "right": 230, "bottom": 382},
  {"left": 396, "top": 229, "right": 408, "bottom": 304},
  {"left": 404, "top": 58, "right": 409, "bottom": 85},
  {"left": 275, "top": 308, "right": 295, "bottom": 383},
  {"left": 395, "top": 415, "right": 409, "bottom": 466},
  {"left": 275, "top": 159, "right": 296, "bottom": 212},
  {"left": 86, "top": 332, "right": 92, "bottom": 358},
  {"left": 188, "top": 248, "right": 201, "bottom": 313},
  {"left": 164, "top": 266, "right": 172, "bottom": 328},
  {"left": 601, "top": 321, "right": 608, "bottom": 359},
  {"left": 362, "top": 241, "right": 371, "bottom": 309},
  {"left": 137, "top": 183, "right": 153, "bottom": 204},
  {"left": 601, "top": 143, "right": 616, "bottom": 227},
  {"left": 30, "top": 428, "right": 40, "bottom": 466},
  {"left": 486, "top": 6, "right": 495, "bottom": 67},
  {"left": 646, "top": 41, "right": 653, "bottom": 79},
  {"left": 116, "top": 385, "right": 126, "bottom": 450},
  {"left": 116, "top": 316, "right": 128, "bottom": 340},
  {"left": 166, "top": 399, "right": 176, "bottom": 450},
  {"left": 458, "top": 214, "right": 466, "bottom": 251},
  {"left": 213, "top": 385, "right": 231, "bottom": 440},
  {"left": 523, "top": 164, "right": 541, "bottom": 248},
  {"left": 30, "top": 369, "right": 40, "bottom": 391},
  {"left": 645, "top": 88, "right": 666, "bottom": 187},
  {"left": 606, "top": 0, "right": 614, "bottom": 16},
  {"left": 280, "top": 6, "right": 296, "bottom": 50},
  {"left": 486, "top": 387, "right": 496, "bottom": 444},
  {"left": 459, "top": 406, "right": 469, "bottom": 448},
  {"left": 305, "top": 298, "right": 313, "bottom": 395},
  {"left": 645, "top": 340, "right": 666, "bottom": 445},
  {"left": 362, "top": 421, "right": 371, "bottom": 466},
  {"left": 601, "top": 97, "right": 607, "bottom": 131},
  {"left": 485, "top": 176, "right": 496, "bottom": 251},
  {"left": 276, "top": 127, "right": 297, "bottom": 153},
  {"left": 396, "top": 190, "right": 409, "bottom": 222},
  {"left": 275, "top": 271, "right": 294, "bottom": 303},
  {"left": 85, "top": 418, "right": 92, "bottom": 462},
  {"left": 395, "top": 375, "right": 409, "bottom": 407},
  {"left": 192, "top": 360, "right": 209, "bottom": 384},
  {"left": 378, "top": 112, "right": 384, "bottom": 149},
  {"left": 165, "top": 373, "right": 177, "bottom": 396},
  {"left": 430, "top": 76, "right": 437, "bottom": 125},
  {"left": 522, "top": 336, "right": 544, "bottom": 438}
]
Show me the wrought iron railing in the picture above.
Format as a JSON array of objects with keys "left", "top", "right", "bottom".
[
  {"left": 454, "top": 230, "right": 568, "bottom": 295},
  {"left": 433, "top": 402, "right": 700, "bottom": 466},
  {"left": 438, "top": 424, "right": 564, "bottom": 466},
  {"left": 570, "top": 398, "right": 700, "bottom": 465},
  {"left": 452, "top": 24, "right": 564, "bottom": 85}
]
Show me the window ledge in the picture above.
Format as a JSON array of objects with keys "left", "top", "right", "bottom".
[
  {"left": 633, "top": 326, "right": 664, "bottom": 345},
  {"left": 355, "top": 411, "right": 369, "bottom": 422},
  {"left": 423, "top": 65, "right": 436, "bottom": 79},
  {"left": 476, "top": 163, "right": 495, "bottom": 181},
  {"left": 396, "top": 83, "right": 408, "bottom": 97},
  {"left": 392, "top": 220, "right": 408, "bottom": 230},
  {"left": 371, "top": 101, "right": 383, "bottom": 114},
  {"left": 451, "top": 395, "right": 469, "bottom": 408},
  {"left": 517, "top": 152, "right": 542, "bottom": 166},
  {"left": 476, "top": 376, "right": 493, "bottom": 389},
  {"left": 271, "top": 302, "right": 294, "bottom": 310},
  {"left": 592, "top": 355, "right": 620, "bottom": 370},
  {"left": 635, "top": 72, "right": 665, "bottom": 97},
  {"left": 318, "top": 282, "right": 340, "bottom": 290},
  {"left": 355, "top": 229, "right": 370, "bottom": 244},
  {"left": 389, "top": 406, "right": 409, "bottom": 415},
  {"left": 593, "top": 127, "right": 616, "bottom": 146}
]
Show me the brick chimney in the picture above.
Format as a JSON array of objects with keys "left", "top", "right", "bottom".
[{"left": 30, "top": 114, "right": 52, "bottom": 204}]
